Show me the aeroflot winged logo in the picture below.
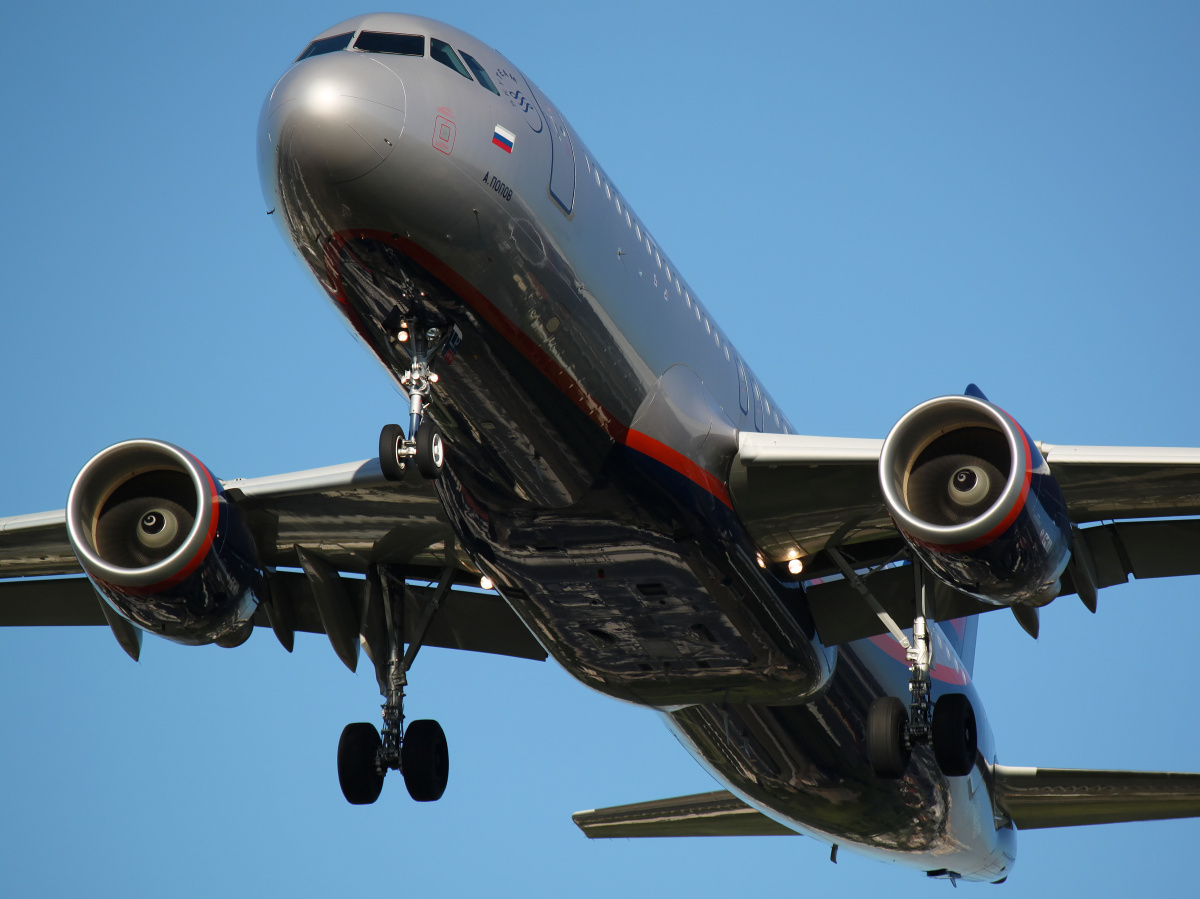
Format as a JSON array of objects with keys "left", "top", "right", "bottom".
[{"left": 492, "top": 124, "right": 515, "bottom": 153}]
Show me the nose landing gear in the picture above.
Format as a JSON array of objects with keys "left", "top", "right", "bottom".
[{"left": 378, "top": 319, "right": 458, "bottom": 482}]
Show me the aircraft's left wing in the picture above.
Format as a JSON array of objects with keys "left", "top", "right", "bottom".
[
  {"left": 730, "top": 433, "right": 1200, "bottom": 645},
  {"left": 0, "top": 457, "right": 545, "bottom": 663}
]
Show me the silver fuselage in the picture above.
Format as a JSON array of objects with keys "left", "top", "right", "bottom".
[{"left": 259, "top": 13, "right": 1014, "bottom": 881}]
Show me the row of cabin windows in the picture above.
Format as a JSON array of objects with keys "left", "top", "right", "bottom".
[
  {"left": 296, "top": 31, "right": 500, "bottom": 96},
  {"left": 584, "top": 155, "right": 786, "bottom": 433},
  {"left": 584, "top": 155, "right": 734, "bottom": 363},
  {"left": 737, "top": 360, "right": 783, "bottom": 432}
]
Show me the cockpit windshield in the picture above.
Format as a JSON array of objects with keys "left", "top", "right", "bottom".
[
  {"left": 430, "top": 38, "right": 473, "bottom": 80},
  {"left": 295, "top": 32, "right": 354, "bottom": 62},
  {"left": 354, "top": 32, "right": 424, "bottom": 56},
  {"left": 459, "top": 51, "right": 499, "bottom": 95}
]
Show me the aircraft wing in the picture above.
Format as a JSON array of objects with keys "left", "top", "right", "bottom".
[
  {"left": 730, "top": 434, "right": 1200, "bottom": 644},
  {"left": 0, "top": 458, "right": 545, "bottom": 663}
]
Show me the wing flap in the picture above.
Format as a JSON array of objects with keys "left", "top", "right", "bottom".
[
  {"left": 572, "top": 790, "right": 798, "bottom": 838},
  {"left": 0, "top": 577, "right": 105, "bottom": 626},
  {"left": 995, "top": 765, "right": 1200, "bottom": 829},
  {"left": 0, "top": 572, "right": 546, "bottom": 662},
  {"left": 262, "top": 570, "right": 546, "bottom": 661}
]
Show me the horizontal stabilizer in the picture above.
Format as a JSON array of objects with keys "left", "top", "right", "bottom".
[
  {"left": 573, "top": 790, "right": 798, "bottom": 838},
  {"left": 995, "top": 765, "right": 1200, "bottom": 829}
]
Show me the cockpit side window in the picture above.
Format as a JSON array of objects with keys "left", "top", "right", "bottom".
[
  {"left": 354, "top": 32, "right": 424, "bottom": 56},
  {"left": 430, "top": 38, "right": 473, "bottom": 80},
  {"left": 296, "top": 32, "right": 354, "bottom": 62},
  {"left": 459, "top": 51, "right": 500, "bottom": 95}
]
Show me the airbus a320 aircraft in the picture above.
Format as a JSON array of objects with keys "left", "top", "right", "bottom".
[{"left": 3, "top": 13, "right": 1200, "bottom": 884}]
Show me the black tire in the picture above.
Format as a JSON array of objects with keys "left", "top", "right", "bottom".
[
  {"left": 867, "top": 696, "right": 911, "bottom": 779},
  {"left": 378, "top": 423, "right": 406, "bottom": 481},
  {"left": 932, "top": 693, "right": 978, "bottom": 777},
  {"left": 402, "top": 719, "right": 449, "bottom": 802},
  {"left": 338, "top": 722, "right": 384, "bottom": 805},
  {"left": 415, "top": 423, "right": 445, "bottom": 480}
]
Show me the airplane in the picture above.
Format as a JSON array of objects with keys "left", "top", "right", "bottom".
[{"left": 3, "top": 11, "right": 1200, "bottom": 886}]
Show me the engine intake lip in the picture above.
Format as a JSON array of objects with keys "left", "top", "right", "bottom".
[
  {"left": 880, "top": 396, "right": 1030, "bottom": 549},
  {"left": 66, "top": 440, "right": 218, "bottom": 590}
]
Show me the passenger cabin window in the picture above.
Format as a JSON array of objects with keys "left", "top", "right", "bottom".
[
  {"left": 354, "top": 32, "right": 424, "bottom": 56},
  {"left": 460, "top": 51, "right": 500, "bottom": 95},
  {"left": 296, "top": 32, "right": 354, "bottom": 61},
  {"left": 431, "top": 38, "right": 473, "bottom": 79}
]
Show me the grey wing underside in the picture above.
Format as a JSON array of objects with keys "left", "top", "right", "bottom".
[
  {"left": 730, "top": 434, "right": 1200, "bottom": 646},
  {"left": 0, "top": 458, "right": 544, "bottom": 663},
  {"left": 574, "top": 767, "right": 1200, "bottom": 838}
]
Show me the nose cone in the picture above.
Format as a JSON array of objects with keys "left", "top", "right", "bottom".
[{"left": 258, "top": 52, "right": 406, "bottom": 199}]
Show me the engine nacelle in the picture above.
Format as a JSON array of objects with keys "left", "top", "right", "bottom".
[
  {"left": 879, "top": 395, "right": 1072, "bottom": 606},
  {"left": 66, "top": 440, "right": 261, "bottom": 645}
]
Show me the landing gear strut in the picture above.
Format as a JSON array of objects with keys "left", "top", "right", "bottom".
[
  {"left": 337, "top": 554, "right": 457, "bottom": 804},
  {"left": 378, "top": 318, "right": 457, "bottom": 481},
  {"left": 853, "top": 559, "right": 977, "bottom": 780}
]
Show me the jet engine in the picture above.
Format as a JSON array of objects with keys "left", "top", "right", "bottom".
[
  {"left": 66, "top": 440, "right": 261, "bottom": 645},
  {"left": 879, "top": 395, "right": 1072, "bottom": 606}
]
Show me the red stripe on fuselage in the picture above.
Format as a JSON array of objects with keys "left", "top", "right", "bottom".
[
  {"left": 327, "top": 229, "right": 733, "bottom": 508},
  {"left": 625, "top": 429, "right": 732, "bottom": 508}
]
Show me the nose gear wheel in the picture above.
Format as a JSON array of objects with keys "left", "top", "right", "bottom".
[{"left": 377, "top": 318, "right": 458, "bottom": 482}]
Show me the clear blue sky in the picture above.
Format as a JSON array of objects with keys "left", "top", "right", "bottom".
[{"left": 2, "top": 1, "right": 1199, "bottom": 894}]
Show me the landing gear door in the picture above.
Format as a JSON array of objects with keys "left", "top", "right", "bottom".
[{"left": 529, "top": 87, "right": 576, "bottom": 216}]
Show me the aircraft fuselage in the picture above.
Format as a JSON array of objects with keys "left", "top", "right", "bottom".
[{"left": 259, "top": 13, "right": 1014, "bottom": 881}]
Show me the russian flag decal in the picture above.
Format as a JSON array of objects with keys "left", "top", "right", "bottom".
[{"left": 492, "top": 124, "right": 515, "bottom": 153}]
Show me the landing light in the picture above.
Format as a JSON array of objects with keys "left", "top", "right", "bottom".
[
  {"left": 479, "top": 576, "right": 494, "bottom": 591},
  {"left": 788, "top": 558, "right": 804, "bottom": 576},
  {"left": 398, "top": 330, "right": 409, "bottom": 342}
]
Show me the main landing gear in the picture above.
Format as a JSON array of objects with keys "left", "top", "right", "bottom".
[
  {"left": 379, "top": 317, "right": 457, "bottom": 482},
  {"left": 860, "top": 565, "right": 977, "bottom": 780},
  {"left": 337, "top": 560, "right": 456, "bottom": 804}
]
